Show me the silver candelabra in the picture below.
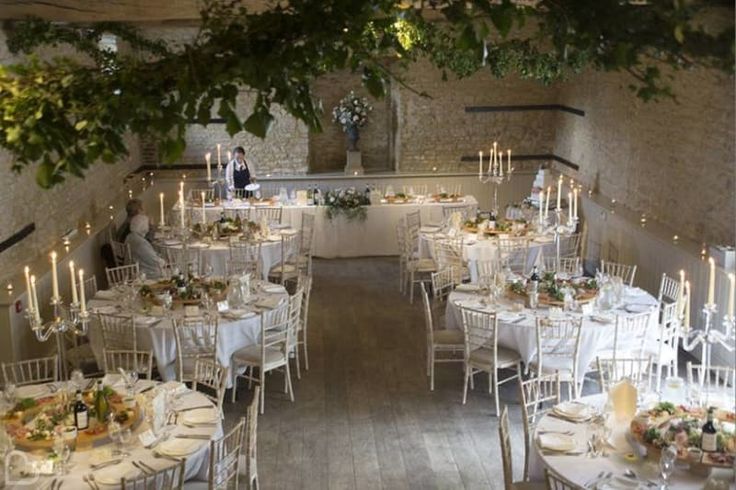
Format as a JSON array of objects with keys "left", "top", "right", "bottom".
[
  {"left": 25, "top": 297, "right": 90, "bottom": 379},
  {"left": 478, "top": 144, "right": 513, "bottom": 217}
]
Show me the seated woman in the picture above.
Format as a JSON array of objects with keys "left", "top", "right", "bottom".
[{"left": 125, "top": 214, "right": 166, "bottom": 279}]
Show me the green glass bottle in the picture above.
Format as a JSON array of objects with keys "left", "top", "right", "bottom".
[{"left": 94, "top": 380, "right": 109, "bottom": 424}]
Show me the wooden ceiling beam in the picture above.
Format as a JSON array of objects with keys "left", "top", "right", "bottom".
[{"left": 0, "top": 0, "right": 271, "bottom": 22}]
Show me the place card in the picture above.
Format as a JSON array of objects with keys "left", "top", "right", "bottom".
[
  {"left": 217, "top": 301, "right": 229, "bottom": 313},
  {"left": 138, "top": 429, "right": 158, "bottom": 448},
  {"left": 184, "top": 305, "right": 200, "bottom": 317},
  {"left": 581, "top": 302, "right": 593, "bottom": 315}
]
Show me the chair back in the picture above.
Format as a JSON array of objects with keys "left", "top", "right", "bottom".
[
  {"left": 228, "top": 241, "right": 262, "bottom": 278},
  {"left": 103, "top": 349, "right": 153, "bottom": 379},
  {"left": 518, "top": 373, "right": 561, "bottom": 480},
  {"left": 261, "top": 302, "right": 290, "bottom": 355},
  {"left": 299, "top": 213, "right": 316, "bottom": 272},
  {"left": 298, "top": 275, "right": 313, "bottom": 336},
  {"left": 430, "top": 268, "right": 457, "bottom": 304},
  {"left": 99, "top": 313, "right": 137, "bottom": 350},
  {"left": 405, "top": 210, "right": 421, "bottom": 232},
  {"left": 434, "top": 237, "right": 464, "bottom": 272},
  {"left": 613, "top": 311, "right": 653, "bottom": 360},
  {"left": 686, "top": 362, "right": 735, "bottom": 394},
  {"left": 209, "top": 417, "right": 246, "bottom": 489},
  {"left": 121, "top": 460, "right": 185, "bottom": 490},
  {"left": 81, "top": 275, "right": 98, "bottom": 300},
  {"left": 658, "top": 301, "right": 680, "bottom": 362},
  {"left": 192, "top": 358, "right": 228, "bottom": 413},
  {"left": 542, "top": 256, "right": 581, "bottom": 275},
  {"left": 420, "top": 283, "right": 435, "bottom": 346},
  {"left": 597, "top": 356, "right": 653, "bottom": 393},
  {"left": 559, "top": 233, "right": 582, "bottom": 259},
  {"left": 287, "top": 286, "right": 305, "bottom": 350},
  {"left": 535, "top": 316, "right": 583, "bottom": 392},
  {"left": 252, "top": 207, "right": 283, "bottom": 225},
  {"left": 657, "top": 273, "right": 681, "bottom": 304},
  {"left": 187, "top": 188, "right": 214, "bottom": 201},
  {"left": 476, "top": 258, "right": 500, "bottom": 283},
  {"left": 498, "top": 406, "right": 514, "bottom": 490},
  {"left": 2, "top": 356, "right": 59, "bottom": 387},
  {"left": 459, "top": 307, "right": 498, "bottom": 365},
  {"left": 497, "top": 236, "right": 530, "bottom": 275},
  {"left": 544, "top": 468, "right": 580, "bottom": 490},
  {"left": 173, "top": 316, "right": 218, "bottom": 382},
  {"left": 165, "top": 247, "right": 202, "bottom": 277},
  {"left": 242, "top": 386, "right": 261, "bottom": 486},
  {"left": 110, "top": 240, "right": 132, "bottom": 266},
  {"left": 600, "top": 260, "right": 637, "bottom": 287},
  {"left": 106, "top": 263, "right": 140, "bottom": 287},
  {"left": 442, "top": 205, "right": 473, "bottom": 220}
]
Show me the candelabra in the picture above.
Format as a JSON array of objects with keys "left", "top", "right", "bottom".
[
  {"left": 549, "top": 208, "right": 578, "bottom": 272},
  {"left": 478, "top": 143, "right": 513, "bottom": 217},
  {"left": 681, "top": 304, "right": 735, "bottom": 403},
  {"left": 25, "top": 297, "right": 90, "bottom": 380}
]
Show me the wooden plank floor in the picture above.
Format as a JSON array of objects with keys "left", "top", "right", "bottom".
[
  {"left": 223, "top": 257, "right": 528, "bottom": 489},
  {"left": 222, "top": 257, "right": 697, "bottom": 489}
]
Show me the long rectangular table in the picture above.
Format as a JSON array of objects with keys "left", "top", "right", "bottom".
[{"left": 181, "top": 196, "right": 478, "bottom": 258}]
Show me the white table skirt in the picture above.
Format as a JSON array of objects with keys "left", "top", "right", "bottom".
[
  {"left": 155, "top": 240, "right": 282, "bottom": 281},
  {"left": 529, "top": 394, "right": 733, "bottom": 487},
  {"left": 88, "top": 289, "right": 288, "bottom": 387},
  {"left": 181, "top": 197, "right": 478, "bottom": 258},
  {"left": 5, "top": 380, "right": 221, "bottom": 489},
  {"left": 444, "top": 286, "right": 661, "bottom": 382}
]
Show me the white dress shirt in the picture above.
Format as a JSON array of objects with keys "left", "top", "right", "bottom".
[
  {"left": 225, "top": 157, "right": 257, "bottom": 190},
  {"left": 125, "top": 232, "right": 166, "bottom": 279}
]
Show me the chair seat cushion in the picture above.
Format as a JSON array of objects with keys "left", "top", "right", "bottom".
[
  {"left": 408, "top": 258, "right": 437, "bottom": 272},
  {"left": 270, "top": 263, "right": 298, "bottom": 274},
  {"left": 529, "top": 356, "right": 575, "bottom": 375},
  {"left": 469, "top": 346, "right": 520, "bottom": 368},
  {"left": 232, "top": 345, "right": 286, "bottom": 368},
  {"left": 433, "top": 329, "right": 464, "bottom": 346}
]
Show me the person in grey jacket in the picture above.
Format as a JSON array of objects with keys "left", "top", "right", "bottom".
[{"left": 125, "top": 214, "right": 166, "bottom": 279}]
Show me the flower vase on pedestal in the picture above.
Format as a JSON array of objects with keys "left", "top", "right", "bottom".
[
  {"left": 346, "top": 125, "right": 360, "bottom": 151},
  {"left": 344, "top": 125, "right": 364, "bottom": 175}
]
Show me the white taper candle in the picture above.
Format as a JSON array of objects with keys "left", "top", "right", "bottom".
[{"left": 69, "top": 261, "right": 78, "bottom": 304}]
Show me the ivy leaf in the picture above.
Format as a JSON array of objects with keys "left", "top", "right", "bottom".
[
  {"left": 362, "top": 67, "right": 385, "bottom": 98},
  {"left": 243, "top": 109, "right": 273, "bottom": 138},
  {"left": 74, "top": 120, "right": 88, "bottom": 131},
  {"left": 490, "top": 4, "right": 514, "bottom": 38}
]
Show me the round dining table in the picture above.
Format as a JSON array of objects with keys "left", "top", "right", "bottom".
[
  {"left": 87, "top": 280, "right": 289, "bottom": 386},
  {"left": 530, "top": 394, "right": 735, "bottom": 488},
  {"left": 3, "top": 377, "right": 221, "bottom": 489},
  {"left": 444, "top": 284, "right": 661, "bottom": 384}
]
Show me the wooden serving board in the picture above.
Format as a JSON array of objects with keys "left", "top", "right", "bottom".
[{"left": 508, "top": 289, "right": 597, "bottom": 306}]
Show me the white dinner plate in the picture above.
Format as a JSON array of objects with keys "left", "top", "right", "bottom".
[
  {"left": 537, "top": 433, "right": 576, "bottom": 453},
  {"left": 95, "top": 464, "right": 141, "bottom": 485},
  {"left": 158, "top": 438, "right": 204, "bottom": 457},
  {"left": 552, "top": 401, "right": 595, "bottom": 421},
  {"left": 624, "top": 303, "right": 653, "bottom": 314},
  {"left": 181, "top": 407, "right": 219, "bottom": 425},
  {"left": 244, "top": 183, "right": 260, "bottom": 191}
]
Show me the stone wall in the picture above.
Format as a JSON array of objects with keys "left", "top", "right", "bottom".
[{"left": 553, "top": 67, "right": 735, "bottom": 246}]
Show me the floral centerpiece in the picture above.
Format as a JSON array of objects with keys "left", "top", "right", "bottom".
[
  {"left": 325, "top": 188, "right": 370, "bottom": 221},
  {"left": 332, "top": 91, "right": 373, "bottom": 151}
]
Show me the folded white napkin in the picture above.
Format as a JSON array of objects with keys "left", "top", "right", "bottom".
[
  {"left": 159, "top": 381, "right": 188, "bottom": 396},
  {"left": 95, "top": 464, "right": 141, "bottom": 485},
  {"left": 255, "top": 296, "right": 284, "bottom": 310},
  {"left": 553, "top": 401, "right": 595, "bottom": 421},
  {"left": 497, "top": 312, "right": 523, "bottom": 323},
  {"left": 455, "top": 284, "right": 480, "bottom": 292},
  {"left": 158, "top": 438, "right": 204, "bottom": 457},
  {"left": 181, "top": 407, "right": 219, "bottom": 425},
  {"left": 261, "top": 284, "right": 287, "bottom": 294},
  {"left": 222, "top": 309, "right": 257, "bottom": 320},
  {"left": 538, "top": 433, "right": 576, "bottom": 452},
  {"left": 95, "top": 290, "right": 118, "bottom": 301}
]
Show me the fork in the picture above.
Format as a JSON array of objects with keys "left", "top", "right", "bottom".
[
  {"left": 85, "top": 474, "right": 100, "bottom": 490},
  {"left": 153, "top": 451, "right": 183, "bottom": 463},
  {"left": 82, "top": 475, "right": 96, "bottom": 490},
  {"left": 132, "top": 461, "right": 151, "bottom": 475}
]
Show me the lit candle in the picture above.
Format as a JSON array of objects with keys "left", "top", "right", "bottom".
[
  {"left": 478, "top": 151, "right": 483, "bottom": 178},
  {"left": 568, "top": 192, "right": 573, "bottom": 222},
  {"left": 227, "top": 151, "right": 232, "bottom": 163},
  {"left": 69, "top": 261, "right": 78, "bottom": 304},
  {"left": 538, "top": 190, "right": 544, "bottom": 223},
  {"left": 30, "top": 275, "right": 40, "bottom": 323},
  {"left": 573, "top": 188, "right": 578, "bottom": 219},
  {"left": 78, "top": 269, "right": 86, "bottom": 314},
  {"left": 159, "top": 193, "right": 165, "bottom": 226},
  {"left": 684, "top": 281, "right": 691, "bottom": 331},
  {"left": 217, "top": 144, "right": 222, "bottom": 169},
  {"left": 707, "top": 257, "right": 716, "bottom": 305},
  {"left": 499, "top": 153, "right": 504, "bottom": 177},
  {"left": 488, "top": 148, "right": 493, "bottom": 174},
  {"left": 24, "top": 266, "right": 33, "bottom": 312},
  {"left": 556, "top": 175, "right": 563, "bottom": 210},
  {"left": 179, "top": 190, "right": 186, "bottom": 229},
  {"left": 507, "top": 149, "right": 511, "bottom": 174},
  {"left": 728, "top": 272, "right": 735, "bottom": 318},
  {"left": 201, "top": 191, "right": 207, "bottom": 224},
  {"left": 677, "top": 270, "right": 685, "bottom": 317},
  {"left": 544, "top": 186, "right": 551, "bottom": 221},
  {"left": 493, "top": 142, "right": 498, "bottom": 175},
  {"left": 205, "top": 152, "right": 212, "bottom": 182},
  {"left": 50, "top": 251, "right": 59, "bottom": 300}
]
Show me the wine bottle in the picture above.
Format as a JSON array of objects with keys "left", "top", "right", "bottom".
[
  {"left": 529, "top": 266, "right": 540, "bottom": 294},
  {"left": 73, "top": 389, "right": 89, "bottom": 430},
  {"left": 701, "top": 407, "right": 718, "bottom": 452},
  {"left": 94, "top": 380, "right": 109, "bottom": 424}
]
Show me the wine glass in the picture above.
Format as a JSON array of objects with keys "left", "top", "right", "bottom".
[
  {"left": 70, "top": 369, "right": 85, "bottom": 392},
  {"left": 4, "top": 383, "right": 16, "bottom": 405},
  {"left": 108, "top": 419, "right": 122, "bottom": 456},
  {"left": 53, "top": 434, "right": 72, "bottom": 475},
  {"left": 117, "top": 427, "right": 132, "bottom": 457},
  {"left": 659, "top": 444, "right": 677, "bottom": 488},
  {"left": 125, "top": 370, "right": 138, "bottom": 395}
]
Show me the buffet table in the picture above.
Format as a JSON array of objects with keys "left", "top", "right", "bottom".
[
  {"left": 181, "top": 196, "right": 478, "bottom": 258},
  {"left": 87, "top": 281, "right": 288, "bottom": 386},
  {"left": 3, "top": 378, "right": 220, "bottom": 489}
]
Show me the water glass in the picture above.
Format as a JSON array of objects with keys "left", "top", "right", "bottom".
[
  {"left": 659, "top": 444, "right": 677, "bottom": 488},
  {"left": 4, "top": 384, "right": 16, "bottom": 405},
  {"left": 70, "top": 369, "right": 85, "bottom": 392},
  {"left": 108, "top": 420, "right": 122, "bottom": 456}
]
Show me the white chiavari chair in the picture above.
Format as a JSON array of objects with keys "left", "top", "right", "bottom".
[
  {"left": 530, "top": 316, "right": 583, "bottom": 399},
  {"left": 121, "top": 459, "right": 185, "bottom": 490},
  {"left": 286, "top": 285, "right": 305, "bottom": 379},
  {"left": 596, "top": 356, "right": 654, "bottom": 393},
  {"left": 193, "top": 417, "right": 247, "bottom": 490},
  {"left": 421, "top": 283, "right": 463, "bottom": 391},
  {"left": 268, "top": 232, "right": 300, "bottom": 285},
  {"left": 434, "top": 236, "right": 466, "bottom": 278},
  {"left": 65, "top": 275, "right": 100, "bottom": 372},
  {"left": 192, "top": 358, "right": 228, "bottom": 414},
  {"left": 499, "top": 406, "right": 546, "bottom": 490},
  {"left": 103, "top": 350, "right": 154, "bottom": 379},
  {"left": 251, "top": 206, "right": 283, "bottom": 225},
  {"left": 559, "top": 233, "right": 582, "bottom": 259},
  {"left": 2, "top": 356, "right": 58, "bottom": 387},
  {"left": 657, "top": 273, "right": 681, "bottom": 304},
  {"left": 165, "top": 246, "right": 202, "bottom": 277},
  {"left": 297, "top": 212, "right": 315, "bottom": 275},
  {"left": 686, "top": 362, "right": 735, "bottom": 402},
  {"left": 404, "top": 225, "right": 437, "bottom": 303},
  {"left": 442, "top": 205, "right": 473, "bottom": 220},
  {"left": 99, "top": 313, "right": 137, "bottom": 350},
  {"left": 396, "top": 219, "right": 408, "bottom": 293},
  {"left": 241, "top": 386, "right": 260, "bottom": 489},
  {"left": 228, "top": 241, "right": 262, "bottom": 278},
  {"left": 173, "top": 316, "right": 218, "bottom": 382},
  {"left": 406, "top": 210, "right": 421, "bottom": 232},
  {"left": 497, "top": 236, "right": 531, "bottom": 275},
  {"left": 476, "top": 258, "right": 500, "bottom": 284},
  {"left": 430, "top": 267, "right": 459, "bottom": 305},
  {"left": 187, "top": 188, "right": 215, "bottom": 201},
  {"left": 544, "top": 468, "right": 581, "bottom": 490},
  {"left": 601, "top": 311, "right": 654, "bottom": 361},
  {"left": 518, "top": 373, "right": 561, "bottom": 480},
  {"left": 599, "top": 260, "right": 637, "bottom": 287},
  {"left": 296, "top": 275, "right": 313, "bottom": 373},
  {"left": 542, "top": 256, "right": 581, "bottom": 276},
  {"left": 106, "top": 263, "right": 140, "bottom": 287},
  {"left": 230, "top": 302, "right": 292, "bottom": 413},
  {"left": 649, "top": 301, "right": 680, "bottom": 392},
  {"left": 110, "top": 240, "right": 132, "bottom": 266},
  {"left": 459, "top": 306, "right": 521, "bottom": 413},
  {"left": 82, "top": 274, "right": 98, "bottom": 299}
]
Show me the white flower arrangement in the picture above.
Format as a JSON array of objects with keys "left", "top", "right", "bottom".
[{"left": 332, "top": 91, "right": 373, "bottom": 131}]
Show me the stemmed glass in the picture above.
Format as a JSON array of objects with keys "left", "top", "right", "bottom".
[
  {"left": 70, "top": 369, "right": 85, "bottom": 392},
  {"left": 53, "top": 433, "right": 72, "bottom": 475},
  {"left": 4, "top": 383, "right": 16, "bottom": 405},
  {"left": 658, "top": 444, "right": 677, "bottom": 489},
  {"left": 107, "top": 419, "right": 129, "bottom": 457},
  {"left": 124, "top": 370, "right": 138, "bottom": 395}
]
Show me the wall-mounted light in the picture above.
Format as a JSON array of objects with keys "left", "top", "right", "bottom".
[
  {"left": 672, "top": 235, "right": 679, "bottom": 244},
  {"left": 6, "top": 282, "right": 13, "bottom": 293}
]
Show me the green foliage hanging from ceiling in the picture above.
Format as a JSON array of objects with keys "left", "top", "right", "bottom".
[{"left": 0, "top": 0, "right": 732, "bottom": 188}]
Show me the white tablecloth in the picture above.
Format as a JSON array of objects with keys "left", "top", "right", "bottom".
[
  {"left": 87, "top": 285, "right": 288, "bottom": 386},
  {"left": 181, "top": 197, "right": 478, "bottom": 258},
  {"left": 530, "top": 394, "right": 734, "bottom": 487},
  {"left": 154, "top": 238, "right": 283, "bottom": 280},
  {"left": 445, "top": 286, "right": 661, "bottom": 382},
  {"left": 5, "top": 379, "right": 221, "bottom": 489}
]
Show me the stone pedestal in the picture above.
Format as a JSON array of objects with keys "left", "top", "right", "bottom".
[{"left": 344, "top": 150, "right": 364, "bottom": 175}]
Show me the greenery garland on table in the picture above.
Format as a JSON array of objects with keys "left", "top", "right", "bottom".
[
  {"left": 325, "top": 189, "right": 370, "bottom": 222},
  {"left": 0, "top": 0, "right": 732, "bottom": 188}
]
